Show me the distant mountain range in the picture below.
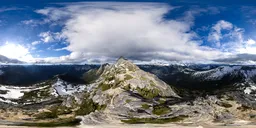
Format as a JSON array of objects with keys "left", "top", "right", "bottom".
[{"left": 0, "top": 55, "right": 23, "bottom": 64}]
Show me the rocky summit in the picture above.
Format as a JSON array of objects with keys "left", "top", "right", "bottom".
[
  {"left": 79, "top": 57, "right": 180, "bottom": 124},
  {"left": 0, "top": 58, "right": 255, "bottom": 127}
]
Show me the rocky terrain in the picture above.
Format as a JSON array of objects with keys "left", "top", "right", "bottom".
[
  {"left": 76, "top": 58, "right": 256, "bottom": 126},
  {"left": 0, "top": 58, "right": 255, "bottom": 127}
]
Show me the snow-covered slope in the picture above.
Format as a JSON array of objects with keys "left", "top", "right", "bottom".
[
  {"left": 0, "top": 84, "right": 50, "bottom": 104},
  {"left": 192, "top": 66, "right": 256, "bottom": 81},
  {"left": 0, "top": 77, "right": 89, "bottom": 104},
  {"left": 244, "top": 84, "right": 256, "bottom": 95},
  {"left": 52, "top": 78, "right": 88, "bottom": 96},
  {"left": 192, "top": 66, "right": 242, "bottom": 80}
]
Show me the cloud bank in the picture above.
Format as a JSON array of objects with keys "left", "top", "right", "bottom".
[
  {"left": 35, "top": 2, "right": 233, "bottom": 64},
  {"left": 0, "top": 43, "right": 34, "bottom": 62}
]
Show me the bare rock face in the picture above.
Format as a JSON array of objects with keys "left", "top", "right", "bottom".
[{"left": 79, "top": 58, "right": 180, "bottom": 124}]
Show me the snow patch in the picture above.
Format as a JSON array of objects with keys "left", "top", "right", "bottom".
[
  {"left": 0, "top": 86, "right": 32, "bottom": 99},
  {"left": 244, "top": 85, "right": 256, "bottom": 94},
  {"left": 0, "top": 78, "right": 89, "bottom": 104},
  {"left": 52, "top": 78, "right": 86, "bottom": 96}
]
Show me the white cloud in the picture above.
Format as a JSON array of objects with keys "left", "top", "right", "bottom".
[
  {"left": 39, "top": 31, "right": 54, "bottom": 43},
  {"left": 39, "top": 31, "right": 63, "bottom": 43},
  {"left": 31, "top": 41, "right": 41, "bottom": 46},
  {"left": 21, "top": 19, "right": 50, "bottom": 26},
  {"left": 208, "top": 20, "right": 233, "bottom": 47},
  {"left": 21, "top": 19, "right": 40, "bottom": 27},
  {"left": 0, "top": 7, "right": 22, "bottom": 13},
  {"left": 54, "top": 47, "right": 67, "bottom": 51},
  {"left": 237, "top": 39, "right": 256, "bottom": 54},
  {"left": 212, "top": 20, "right": 233, "bottom": 33},
  {"left": 207, "top": 20, "right": 256, "bottom": 64},
  {"left": 36, "top": 2, "right": 227, "bottom": 63},
  {"left": 206, "top": 20, "right": 250, "bottom": 56},
  {"left": 22, "top": 20, "right": 35, "bottom": 25},
  {"left": 0, "top": 42, "right": 35, "bottom": 62},
  {"left": 246, "top": 39, "right": 256, "bottom": 45}
]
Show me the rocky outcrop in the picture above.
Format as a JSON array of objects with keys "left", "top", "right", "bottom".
[
  {"left": 78, "top": 58, "right": 256, "bottom": 125},
  {"left": 79, "top": 57, "right": 180, "bottom": 124}
]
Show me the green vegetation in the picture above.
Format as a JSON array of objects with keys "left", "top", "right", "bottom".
[
  {"left": 226, "top": 96, "right": 235, "bottom": 101},
  {"left": 124, "top": 74, "right": 133, "bottom": 81},
  {"left": 99, "top": 74, "right": 125, "bottom": 90},
  {"left": 121, "top": 115, "right": 188, "bottom": 124},
  {"left": 237, "top": 105, "right": 251, "bottom": 111},
  {"left": 126, "top": 64, "right": 137, "bottom": 72},
  {"left": 49, "top": 105, "right": 72, "bottom": 115},
  {"left": 21, "top": 85, "right": 52, "bottom": 102},
  {"left": 116, "top": 68, "right": 126, "bottom": 74},
  {"left": 18, "top": 118, "right": 81, "bottom": 127},
  {"left": 158, "top": 99, "right": 166, "bottom": 104},
  {"left": 149, "top": 80, "right": 156, "bottom": 86},
  {"left": 123, "top": 84, "right": 131, "bottom": 91},
  {"left": 113, "top": 78, "right": 122, "bottom": 88},
  {"left": 75, "top": 93, "right": 106, "bottom": 116},
  {"left": 152, "top": 105, "right": 170, "bottom": 115},
  {"left": 97, "top": 104, "right": 107, "bottom": 111},
  {"left": 83, "top": 69, "right": 99, "bottom": 84},
  {"left": 99, "top": 82, "right": 112, "bottom": 91},
  {"left": 141, "top": 104, "right": 150, "bottom": 109},
  {"left": 217, "top": 102, "right": 232, "bottom": 108},
  {"left": 126, "top": 99, "right": 132, "bottom": 103},
  {"left": 35, "top": 111, "right": 58, "bottom": 119},
  {"left": 19, "top": 80, "right": 57, "bottom": 103},
  {"left": 0, "top": 90, "right": 8, "bottom": 94},
  {"left": 75, "top": 98, "right": 97, "bottom": 115},
  {"left": 140, "top": 76, "right": 147, "bottom": 81},
  {"left": 106, "top": 75, "right": 115, "bottom": 81},
  {"left": 136, "top": 87, "right": 160, "bottom": 99}
]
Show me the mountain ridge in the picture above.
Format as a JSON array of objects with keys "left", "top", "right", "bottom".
[{"left": 0, "top": 55, "right": 23, "bottom": 64}]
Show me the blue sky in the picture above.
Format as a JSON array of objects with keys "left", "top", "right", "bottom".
[{"left": 1, "top": 0, "right": 256, "bottom": 64}]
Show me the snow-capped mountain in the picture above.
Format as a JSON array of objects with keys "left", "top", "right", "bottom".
[
  {"left": 192, "top": 66, "right": 242, "bottom": 80},
  {"left": 140, "top": 65, "right": 256, "bottom": 94}
]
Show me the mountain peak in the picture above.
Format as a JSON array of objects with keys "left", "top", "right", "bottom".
[
  {"left": 116, "top": 56, "right": 127, "bottom": 62},
  {"left": 79, "top": 58, "right": 180, "bottom": 124},
  {"left": 114, "top": 57, "right": 139, "bottom": 72}
]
